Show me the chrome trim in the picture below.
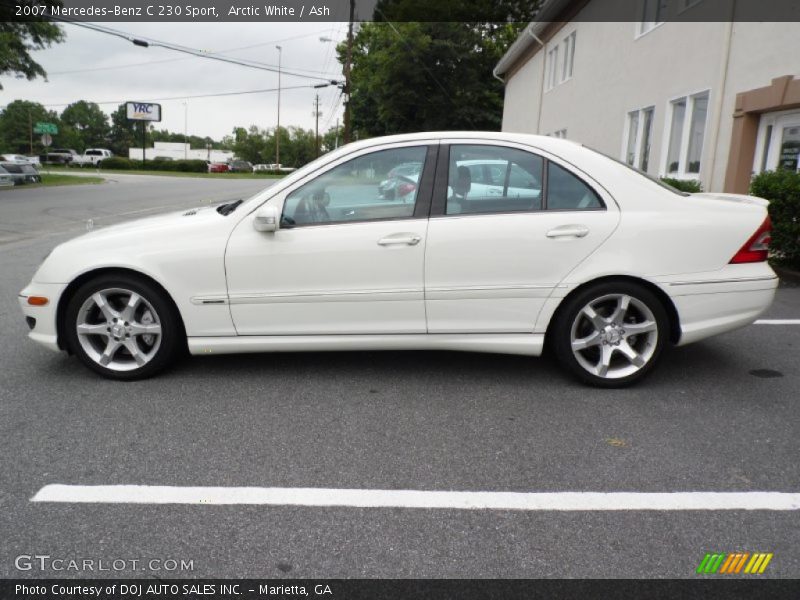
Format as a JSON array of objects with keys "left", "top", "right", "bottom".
[{"left": 668, "top": 276, "right": 778, "bottom": 286}]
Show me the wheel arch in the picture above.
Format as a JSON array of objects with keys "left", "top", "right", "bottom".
[
  {"left": 545, "top": 275, "right": 681, "bottom": 348},
  {"left": 56, "top": 267, "right": 187, "bottom": 353}
]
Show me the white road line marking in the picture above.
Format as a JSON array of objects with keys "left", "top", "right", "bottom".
[
  {"left": 30, "top": 485, "right": 800, "bottom": 511},
  {"left": 755, "top": 319, "right": 800, "bottom": 325}
]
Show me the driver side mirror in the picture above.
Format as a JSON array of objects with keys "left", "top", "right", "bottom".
[{"left": 253, "top": 205, "right": 280, "bottom": 233}]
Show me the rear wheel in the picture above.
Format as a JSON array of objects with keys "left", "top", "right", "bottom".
[
  {"left": 552, "top": 281, "right": 669, "bottom": 388},
  {"left": 64, "top": 275, "right": 182, "bottom": 380}
]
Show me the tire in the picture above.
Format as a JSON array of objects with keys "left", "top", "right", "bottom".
[
  {"left": 64, "top": 274, "right": 183, "bottom": 380},
  {"left": 551, "top": 281, "right": 670, "bottom": 388}
]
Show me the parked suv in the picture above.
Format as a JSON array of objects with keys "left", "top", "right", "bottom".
[
  {"left": 71, "top": 149, "right": 114, "bottom": 167},
  {"left": 40, "top": 149, "right": 79, "bottom": 165}
]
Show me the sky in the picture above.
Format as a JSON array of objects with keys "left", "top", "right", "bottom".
[{"left": 1, "top": 22, "right": 348, "bottom": 142}]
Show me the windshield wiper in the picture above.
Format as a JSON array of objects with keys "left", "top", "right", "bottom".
[{"left": 216, "top": 199, "right": 243, "bottom": 215}]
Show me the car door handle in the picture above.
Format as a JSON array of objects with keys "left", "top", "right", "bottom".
[
  {"left": 377, "top": 234, "right": 421, "bottom": 246},
  {"left": 546, "top": 225, "right": 590, "bottom": 238}
]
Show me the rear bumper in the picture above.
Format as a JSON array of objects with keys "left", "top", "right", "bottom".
[
  {"left": 657, "top": 264, "right": 778, "bottom": 346},
  {"left": 18, "top": 282, "right": 67, "bottom": 352}
]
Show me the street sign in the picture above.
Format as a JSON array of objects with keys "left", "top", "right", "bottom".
[
  {"left": 41, "top": 134, "right": 52, "bottom": 147},
  {"left": 126, "top": 101, "right": 162, "bottom": 122},
  {"left": 33, "top": 122, "right": 58, "bottom": 135}
]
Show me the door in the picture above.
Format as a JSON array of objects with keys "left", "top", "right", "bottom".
[
  {"left": 755, "top": 112, "right": 800, "bottom": 174},
  {"left": 424, "top": 142, "right": 620, "bottom": 333},
  {"left": 225, "top": 144, "right": 435, "bottom": 335}
]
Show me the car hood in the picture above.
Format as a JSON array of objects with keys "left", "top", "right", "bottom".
[
  {"left": 32, "top": 203, "right": 234, "bottom": 284},
  {"left": 79, "top": 204, "right": 220, "bottom": 239}
]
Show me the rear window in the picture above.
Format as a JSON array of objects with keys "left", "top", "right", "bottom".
[{"left": 588, "top": 146, "right": 690, "bottom": 197}]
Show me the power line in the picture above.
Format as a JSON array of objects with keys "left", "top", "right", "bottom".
[
  {"left": 61, "top": 21, "right": 339, "bottom": 83},
  {"left": 40, "top": 84, "right": 319, "bottom": 107},
  {"left": 48, "top": 29, "right": 343, "bottom": 77}
]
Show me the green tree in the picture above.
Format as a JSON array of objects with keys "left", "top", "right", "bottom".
[
  {"left": 321, "top": 124, "right": 343, "bottom": 153},
  {"left": 108, "top": 104, "right": 139, "bottom": 156},
  {"left": 232, "top": 125, "right": 269, "bottom": 164},
  {"left": 0, "top": 1, "right": 65, "bottom": 89},
  {"left": 341, "top": 21, "right": 526, "bottom": 136},
  {"left": 60, "top": 100, "right": 110, "bottom": 152},
  {"left": 0, "top": 99, "right": 58, "bottom": 154}
]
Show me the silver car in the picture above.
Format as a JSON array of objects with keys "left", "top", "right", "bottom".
[{"left": 0, "top": 165, "right": 14, "bottom": 188}]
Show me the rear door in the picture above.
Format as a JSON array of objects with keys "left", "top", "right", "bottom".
[{"left": 424, "top": 141, "right": 620, "bottom": 333}]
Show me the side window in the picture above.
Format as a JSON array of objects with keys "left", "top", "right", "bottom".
[
  {"left": 546, "top": 162, "right": 603, "bottom": 210},
  {"left": 282, "top": 146, "right": 427, "bottom": 226},
  {"left": 446, "top": 145, "right": 543, "bottom": 215}
]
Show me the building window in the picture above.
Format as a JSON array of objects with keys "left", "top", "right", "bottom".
[
  {"left": 562, "top": 31, "right": 576, "bottom": 81},
  {"left": 624, "top": 107, "right": 655, "bottom": 172},
  {"left": 546, "top": 46, "right": 559, "bottom": 91},
  {"left": 664, "top": 91, "right": 710, "bottom": 177},
  {"left": 545, "top": 32, "right": 576, "bottom": 91},
  {"left": 638, "top": 0, "right": 664, "bottom": 36}
]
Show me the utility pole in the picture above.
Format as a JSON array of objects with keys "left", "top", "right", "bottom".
[
  {"left": 183, "top": 101, "right": 188, "bottom": 159},
  {"left": 275, "top": 45, "right": 282, "bottom": 168},
  {"left": 28, "top": 109, "right": 33, "bottom": 155},
  {"left": 335, "top": 118, "right": 340, "bottom": 149},
  {"left": 343, "top": 0, "right": 355, "bottom": 144},
  {"left": 313, "top": 94, "right": 321, "bottom": 158}
]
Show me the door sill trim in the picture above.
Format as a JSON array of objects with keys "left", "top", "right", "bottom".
[{"left": 188, "top": 333, "right": 544, "bottom": 357}]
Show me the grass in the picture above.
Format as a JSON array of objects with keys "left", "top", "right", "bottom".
[
  {"left": 28, "top": 173, "right": 106, "bottom": 188},
  {"left": 43, "top": 165, "right": 284, "bottom": 180}
]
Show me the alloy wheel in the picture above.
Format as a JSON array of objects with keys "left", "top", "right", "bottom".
[
  {"left": 75, "top": 288, "right": 163, "bottom": 372},
  {"left": 569, "top": 293, "right": 659, "bottom": 380}
]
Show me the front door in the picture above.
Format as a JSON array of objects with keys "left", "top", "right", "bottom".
[{"left": 225, "top": 144, "right": 435, "bottom": 335}]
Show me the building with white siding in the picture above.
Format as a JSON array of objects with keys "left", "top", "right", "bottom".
[{"left": 494, "top": 0, "right": 800, "bottom": 193}]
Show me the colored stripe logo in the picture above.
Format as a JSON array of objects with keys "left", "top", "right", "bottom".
[{"left": 696, "top": 552, "right": 773, "bottom": 574}]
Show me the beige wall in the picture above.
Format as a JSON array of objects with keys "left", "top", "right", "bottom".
[
  {"left": 709, "top": 22, "right": 800, "bottom": 190},
  {"left": 500, "top": 6, "right": 800, "bottom": 192}
]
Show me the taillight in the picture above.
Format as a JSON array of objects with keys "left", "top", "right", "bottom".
[
  {"left": 729, "top": 215, "right": 771, "bottom": 263},
  {"left": 398, "top": 182, "right": 416, "bottom": 196}
]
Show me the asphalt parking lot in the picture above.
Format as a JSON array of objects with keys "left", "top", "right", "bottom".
[{"left": 1, "top": 175, "right": 798, "bottom": 579}]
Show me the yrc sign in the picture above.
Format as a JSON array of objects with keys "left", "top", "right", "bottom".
[{"left": 126, "top": 102, "right": 162, "bottom": 122}]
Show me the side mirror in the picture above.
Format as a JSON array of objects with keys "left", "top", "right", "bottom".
[{"left": 253, "top": 205, "right": 280, "bottom": 233}]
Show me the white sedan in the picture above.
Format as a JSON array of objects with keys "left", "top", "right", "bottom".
[{"left": 19, "top": 132, "right": 777, "bottom": 387}]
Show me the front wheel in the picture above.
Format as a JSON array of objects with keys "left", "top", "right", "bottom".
[
  {"left": 552, "top": 282, "right": 670, "bottom": 388},
  {"left": 64, "top": 275, "right": 182, "bottom": 380}
]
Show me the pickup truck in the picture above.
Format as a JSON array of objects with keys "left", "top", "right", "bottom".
[
  {"left": 70, "top": 148, "right": 114, "bottom": 167},
  {"left": 40, "top": 148, "right": 79, "bottom": 165}
]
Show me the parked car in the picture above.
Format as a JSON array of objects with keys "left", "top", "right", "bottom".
[
  {"left": 378, "top": 162, "right": 423, "bottom": 200},
  {"left": 18, "top": 132, "right": 777, "bottom": 386},
  {"left": 208, "top": 162, "right": 229, "bottom": 173},
  {"left": 71, "top": 148, "right": 114, "bottom": 167},
  {"left": 1, "top": 162, "right": 41, "bottom": 184},
  {"left": 0, "top": 165, "right": 15, "bottom": 188},
  {"left": 228, "top": 160, "right": 254, "bottom": 173},
  {"left": 252, "top": 164, "right": 271, "bottom": 172},
  {"left": 1, "top": 154, "right": 39, "bottom": 165},
  {"left": 40, "top": 149, "right": 79, "bottom": 165}
]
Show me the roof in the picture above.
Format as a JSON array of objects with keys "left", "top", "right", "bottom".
[{"left": 493, "top": 0, "right": 577, "bottom": 78}]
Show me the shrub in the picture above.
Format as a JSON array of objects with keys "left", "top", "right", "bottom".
[
  {"left": 100, "top": 158, "right": 207, "bottom": 173},
  {"left": 100, "top": 157, "right": 136, "bottom": 170},
  {"left": 660, "top": 177, "right": 703, "bottom": 193},
  {"left": 750, "top": 170, "right": 800, "bottom": 270}
]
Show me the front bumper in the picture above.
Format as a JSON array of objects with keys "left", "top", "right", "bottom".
[{"left": 18, "top": 282, "right": 68, "bottom": 352}]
